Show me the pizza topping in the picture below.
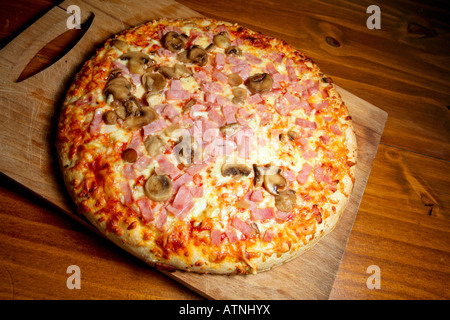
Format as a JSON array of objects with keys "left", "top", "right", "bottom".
[
  {"left": 225, "top": 46, "right": 242, "bottom": 56},
  {"left": 162, "top": 31, "right": 186, "bottom": 53},
  {"left": 112, "top": 39, "right": 127, "bottom": 51},
  {"left": 187, "top": 45, "right": 208, "bottom": 66},
  {"left": 219, "top": 122, "right": 240, "bottom": 136},
  {"left": 142, "top": 72, "right": 166, "bottom": 92},
  {"left": 221, "top": 163, "right": 252, "bottom": 178},
  {"left": 232, "top": 87, "right": 247, "bottom": 104},
  {"left": 213, "top": 32, "right": 231, "bottom": 49},
  {"left": 253, "top": 164, "right": 264, "bottom": 188},
  {"left": 228, "top": 73, "right": 243, "bottom": 86},
  {"left": 122, "top": 148, "right": 138, "bottom": 163},
  {"left": 246, "top": 73, "right": 273, "bottom": 94},
  {"left": 122, "top": 106, "right": 159, "bottom": 130},
  {"left": 104, "top": 76, "right": 131, "bottom": 101},
  {"left": 263, "top": 166, "right": 287, "bottom": 195},
  {"left": 158, "top": 64, "right": 192, "bottom": 79},
  {"left": 274, "top": 189, "right": 297, "bottom": 212},
  {"left": 103, "top": 110, "right": 117, "bottom": 125},
  {"left": 119, "top": 51, "right": 151, "bottom": 75},
  {"left": 144, "top": 134, "right": 165, "bottom": 157},
  {"left": 144, "top": 174, "right": 173, "bottom": 202}
]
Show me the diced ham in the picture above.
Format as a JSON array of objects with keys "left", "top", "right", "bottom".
[
  {"left": 130, "top": 74, "right": 141, "bottom": 86},
  {"left": 274, "top": 99, "right": 291, "bottom": 115},
  {"left": 212, "top": 69, "right": 228, "bottom": 83},
  {"left": 186, "top": 162, "right": 208, "bottom": 175},
  {"left": 120, "top": 181, "right": 133, "bottom": 205},
  {"left": 330, "top": 123, "right": 342, "bottom": 135},
  {"left": 246, "top": 94, "right": 263, "bottom": 105},
  {"left": 189, "top": 185, "right": 203, "bottom": 198},
  {"left": 166, "top": 89, "right": 191, "bottom": 101},
  {"left": 143, "top": 119, "right": 167, "bottom": 136},
  {"left": 170, "top": 79, "right": 183, "bottom": 91},
  {"left": 231, "top": 217, "right": 254, "bottom": 237},
  {"left": 75, "top": 94, "right": 95, "bottom": 107},
  {"left": 226, "top": 229, "right": 239, "bottom": 243},
  {"left": 214, "top": 52, "right": 225, "bottom": 70},
  {"left": 312, "top": 100, "right": 329, "bottom": 110},
  {"left": 155, "top": 207, "right": 167, "bottom": 231},
  {"left": 222, "top": 104, "right": 238, "bottom": 124},
  {"left": 250, "top": 189, "right": 263, "bottom": 202},
  {"left": 201, "top": 81, "right": 223, "bottom": 93},
  {"left": 295, "top": 118, "right": 317, "bottom": 129},
  {"left": 211, "top": 229, "right": 223, "bottom": 246},
  {"left": 160, "top": 104, "right": 180, "bottom": 119},
  {"left": 154, "top": 154, "right": 179, "bottom": 178},
  {"left": 172, "top": 173, "right": 193, "bottom": 192},
  {"left": 123, "top": 164, "right": 137, "bottom": 180},
  {"left": 128, "top": 131, "right": 143, "bottom": 151},
  {"left": 287, "top": 66, "right": 297, "bottom": 82},
  {"left": 263, "top": 229, "right": 274, "bottom": 242},
  {"left": 172, "top": 186, "right": 193, "bottom": 208},
  {"left": 251, "top": 207, "right": 275, "bottom": 221},
  {"left": 297, "top": 163, "right": 313, "bottom": 184},
  {"left": 110, "top": 61, "right": 130, "bottom": 75},
  {"left": 137, "top": 197, "right": 154, "bottom": 223},
  {"left": 166, "top": 202, "right": 194, "bottom": 220},
  {"left": 89, "top": 109, "right": 103, "bottom": 134},
  {"left": 314, "top": 165, "right": 324, "bottom": 182},
  {"left": 132, "top": 156, "right": 151, "bottom": 171},
  {"left": 265, "top": 63, "right": 278, "bottom": 75}
]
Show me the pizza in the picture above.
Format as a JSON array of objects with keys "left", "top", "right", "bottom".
[{"left": 56, "top": 17, "right": 357, "bottom": 274}]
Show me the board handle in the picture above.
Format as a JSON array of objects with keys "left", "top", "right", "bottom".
[{"left": 0, "top": 5, "right": 92, "bottom": 83}]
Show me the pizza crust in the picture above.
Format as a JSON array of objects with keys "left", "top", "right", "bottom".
[{"left": 56, "top": 17, "right": 357, "bottom": 274}]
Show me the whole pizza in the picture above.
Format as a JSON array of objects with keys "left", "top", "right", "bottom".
[{"left": 56, "top": 17, "right": 357, "bottom": 274}]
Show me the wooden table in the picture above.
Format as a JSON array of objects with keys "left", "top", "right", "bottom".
[{"left": 0, "top": 0, "right": 448, "bottom": 300}]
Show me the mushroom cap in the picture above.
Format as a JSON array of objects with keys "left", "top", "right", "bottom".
[
  {"left": 225, "top": 46, "right": 242, "bottom": 56},
  {"left": 144, "top": 175, "right": 173, "bottom": 202},
  {"left": 144, "top": 135, "right": 165, "bottom": 157},
  {"left": 263, "top": 166, "right": 287, "bottom": 195},
  {"left": 163, "top": 31, "right": 186, "bottom": 53},
  {"left": 105, "top": 76, "right": 132, "bottom": 101},
  {"left": 120, "top": 51, "right": 151, "bottom": 74},
  {"left": 274, "top": 190, "right": 297, "bottom": 212},
  {"left": 142, "top": 72, "right": 166, "bottom": 92},
  {"left": 187, "top": 46, "right": 208, "bottom": 66},
  {"left": 219, "top": 122, "right": 240, "bottom": 136},
  {"left": 246, "top": 73, "right": 273, "bottom": 94},
  {"left": 253, "top": 164, "right": 264, "bottom": 188},
  {"left": 122, "top": 106, "right": 159, "bottom": 130},
  {"left": 213, "top": 32, "right": 231, "bottom": 49},
  {"left": 221, "top": 163, "right": 252, "bottom": 178}
]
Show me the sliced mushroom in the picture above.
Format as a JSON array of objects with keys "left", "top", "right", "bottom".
[
  {"left": 144, "top": 135, "right": 165, "bottom": 157},
  {"left": 228, "top": 73, "right": 243, "bottom": 86},
  {"left": 253, "top": 164, "right": 264, "bottom": 188},
  {"left": 263, "top": 166, "right": 287, "bottom": 195},
  {"left": 246, "top": 73, "right": 273, "bottom": 94},
  {"left": 120, "top": 51, "right": 151, "bottom": 75},
  {"left": 142, "top": 72, "right": 166, "bottom": 92},
  {"left": 219, "top": 122, "right": 240, "bottom": 136},
  {"left": 112, "top": 39, "right": 127, "bottom": 51},
  {"left": 225, "top": 46, "right": 242, "bottom": 56},
  {"left": 221, "top": 163, "right": 252, "bottom": 178},
  {"left": 187, "top": 45, "right": 208, "bottom": 66},
  {"left": 162, "top": 31, "right": 186, "bottom": 53},
  {"left": 105, "top": 76, "right": 131, "bottom": 101},
  {"left": 122, "top": 107, "right": 159, "bottom": 130},
  {"left": 103, "top": 110, "right": 117, "bottom": 125},
  {"left": 274, "top": 190, "right": 297, "bottom": 212},
  {"left": 213, "top": 32, "right": 231, "bottom": 49},
  {"left": 287, "top": 131, "right": 298, "bottom": 141},
  {"left": 232, "top": 87, "right": 247, "bottom": 103},
  {"left": 158, "top": 64, "right": 192, "bottom": 79},
  {"left": 144, "top": 175, "right": 173, "bottom": 202},
  {"left": 122, "top": 148, "right": 138, "bottom": 163}
]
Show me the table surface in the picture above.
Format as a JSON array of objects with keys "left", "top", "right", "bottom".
[{"left": 0, "top": 0, "right": 449, "bottom": 300}]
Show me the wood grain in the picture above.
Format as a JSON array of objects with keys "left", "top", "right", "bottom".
[{"left": 0, "top": 0, "right": 449, "bottom": 300}]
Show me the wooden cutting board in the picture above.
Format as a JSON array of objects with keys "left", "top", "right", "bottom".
[{"left": 0, "top": 0, "right": 387, "bottom": 299}]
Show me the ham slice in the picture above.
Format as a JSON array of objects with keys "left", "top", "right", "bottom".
[
  {"left": 143, "top": 119, "right": 167, "bottom": 136},
  {"left": 250, "top": 207, "right": 275, "bottom": 221},
  {"left": 120, "top": 181, "right": 133, "bottom": 205},
  {"left": 297, "top": 163, "right": 313, "bottom": 184},
  {"left": 89, "top": 109, "right": 103, "bottom": 134},
  {"left": 231, "top": 217, "right": 254, "bottom": 237},
  {"left": 123, "top": 164, "right": 137, "bottom": 180},
  {"left": 211, "top": 229, "right": 224, "bottom": 246},
  {"left": 295, "top": 118, "right": 317, "bottom": 129},
  {"left": 155, "top": 207, "right": 167, "bottom": 231},
  {"left": 154, "top": 155, "right": 179, "bottom": 178},
  {"left": 137, "top": 197, "right": 154, "bottom": 223}
]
